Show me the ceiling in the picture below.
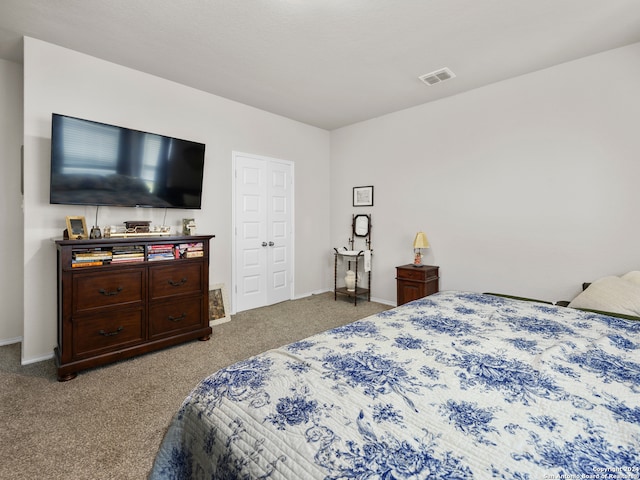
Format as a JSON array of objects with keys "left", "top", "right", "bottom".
[{"left": 1, "top": 1, "right": 640, "bottom": 130}]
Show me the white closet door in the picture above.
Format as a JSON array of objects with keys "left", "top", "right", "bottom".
[
  {"left": 266, "top": 160, "right": 293, "bottom": 305},
  {"left": 234, "top": 153, "right": 293, "bottom": 313}
]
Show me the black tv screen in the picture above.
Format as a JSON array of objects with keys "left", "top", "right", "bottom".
[{"left": 50, "top": 113, "right": 205, "bottom": 209}]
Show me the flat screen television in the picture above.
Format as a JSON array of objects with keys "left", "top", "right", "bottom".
[{"left": 50, "top": 113, "right": 205, "bottom": 209}]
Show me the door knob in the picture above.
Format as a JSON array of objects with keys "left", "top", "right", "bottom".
[
  {"left": 268, "top": 241, "right": 275, "bottom": 246},
  {"left": 262, "top": 242, "right": 268, "bottom": 247}
]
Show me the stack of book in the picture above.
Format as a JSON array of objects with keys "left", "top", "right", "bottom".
[
  {"left": 177, "top": 242, "right": 204, "bottom": 259},
  {"left": 111, "top": 245, "right": 145, "bottom": 264},
  {"left": 148, "top": 244, "right": 177, "bottom": 261},
  {"left": 72, "top": 249, "right": 113, "bottom": 268}
]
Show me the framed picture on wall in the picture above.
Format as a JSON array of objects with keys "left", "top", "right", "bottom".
[
  {"left": 353, "top": 186, "right": 374, "bottom": 207},
  {"left": 65, "top": 216, "right": 88, "bottom": 240}
]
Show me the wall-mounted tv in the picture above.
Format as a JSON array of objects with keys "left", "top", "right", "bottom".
[{"left": 50, "top": 113, "right": 205, "bottom": 209}]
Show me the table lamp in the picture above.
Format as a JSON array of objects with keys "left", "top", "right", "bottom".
[{"left": 413, "top": 232, "right": 429, "bottom": 266}]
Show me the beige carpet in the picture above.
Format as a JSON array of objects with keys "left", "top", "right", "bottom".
[{"left": 0, "top": 293, "right": 389, "bottom": 480}]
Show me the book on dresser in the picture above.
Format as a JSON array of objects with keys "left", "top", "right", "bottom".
[
  {"left": 111, "top": 245, "right": 145, "bottom": 263},
  {"left": 54, "top": 234, "right": 215, "bottom": 381},
  {"left": 147, "top": 244, "right": 177, "bottom": 261},
  {"left": 71, "top": 248, "right": 113, "bottom": 267},
  {"left": 178, "top": 242, "right": 204, "bottom": 258}
]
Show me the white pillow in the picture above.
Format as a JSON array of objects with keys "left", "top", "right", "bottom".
[
  {"left": 621, "top": 271, "right": 640, "bottom": 286},
  {"left": 568, "top": 275, "right": 640, "bottom": 317}
]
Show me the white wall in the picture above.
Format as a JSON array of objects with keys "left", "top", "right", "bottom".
[
  {"left": 331, "top": 42, "right": 640, "bottom": 305},
  {"left": 14, "top": 37, "right": 640, "bottom": 361},
  {"left": 0, "top": 59, "right": 24, "bottom": 345},
  {"left": 22, "top": 37, "right": 331, "bottom": 363}
]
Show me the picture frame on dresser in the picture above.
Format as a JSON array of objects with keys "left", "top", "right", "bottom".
[{"left": 65, "top": 216, "right": 88, "bottom": 240}]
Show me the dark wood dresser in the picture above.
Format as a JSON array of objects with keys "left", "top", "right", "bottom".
[
  {"left": 55, "top": 234, "right": 214, "bottom": 381},
  {"left": 396, "top": 264, "right": 439, "bottom": 306}
]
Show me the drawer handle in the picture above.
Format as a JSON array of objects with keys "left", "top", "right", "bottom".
[
  {"left": 98, "top": 326, "right": 124, "bottom": 337},
  {"left": 168, "top": 277, "right": 187, "bottom": 287},
  {"left": 168, "top": 313, "right": 187, "bottom": 323},
  {"left": 98, "top": 286, "right": 123, "bottom": 296}
]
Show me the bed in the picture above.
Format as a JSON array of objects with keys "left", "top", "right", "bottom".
[{"left": 150, "top": 291, "right": 640, "bottom": 479}]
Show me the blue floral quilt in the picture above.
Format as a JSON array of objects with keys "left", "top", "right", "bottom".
[{"left": 150, "top": 291, "right": 640, "bottom": 479}]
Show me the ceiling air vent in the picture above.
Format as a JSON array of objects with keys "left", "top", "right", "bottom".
[{"left": 419, "top": 67, "right": 456, "bottom": 86}]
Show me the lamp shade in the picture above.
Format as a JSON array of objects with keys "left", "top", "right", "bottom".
[{"left": 413, "top": 232, "right": 430, "bottom": 249}]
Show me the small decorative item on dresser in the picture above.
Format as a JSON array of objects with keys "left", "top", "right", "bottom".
[
  {"left": 90, "top": 206, "right": 102, "bottom": 239},
  {"left": 125, "top": 220, "right": 151, "bottom": 233},
  {"left": 182, "top": 218, "right": 196, "bottom": 235},
  {"left": 90, "top": 225, "right": 102, "bottom": 239},
  {"left": 396, "top": 264, "right": 439, "bottom": 306}
]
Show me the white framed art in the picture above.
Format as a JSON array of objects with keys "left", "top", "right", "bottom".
[{"left": 353, "top": 185, "right": 374, "bottom": 207}]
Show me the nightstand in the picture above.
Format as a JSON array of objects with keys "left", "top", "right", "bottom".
[{"left": 396, "top": 264, "right": 439, "bottom": 306}]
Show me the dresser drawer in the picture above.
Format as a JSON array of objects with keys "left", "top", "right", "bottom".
[
  {"left": 149, "top": 263, "right": 203, "bottom": 300},
  {"left": 73, "top": 269, "right": 144, "bottom": 313},
  {"left": 149, "top": 296, "right": 203, "bottom": 338},
  {"left": 73, "top": 309, "right": 144, "bottom": 359}
]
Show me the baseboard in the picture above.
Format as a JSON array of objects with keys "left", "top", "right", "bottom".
[
  {"left": 370, "top": 296, "right": 395, "bottom": 306},
  {"left": 293, "top": 288, "right": 331, "bottom": 300},
  {"left": 0, "top": 336, "right": 22, "bottom": 347},
  {"left": 210, "top": 317, "right": 231, "bottom": 326},
  {"left": 0, "top": 339, "right": 56, "bottom": 365},
  {"left": 294, "top": 289, "right": 395, "bottom": 307},
  {"left": 21, "top": 351, "right": 55, "bottom": 366}
]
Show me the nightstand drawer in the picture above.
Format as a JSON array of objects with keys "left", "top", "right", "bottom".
[{"left": 397, "top": 267, "right": 428, "bottom": 280}]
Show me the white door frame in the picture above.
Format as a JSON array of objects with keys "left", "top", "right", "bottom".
[{"left": 231, "top": 151, "right": 294, "bottom": 314}]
